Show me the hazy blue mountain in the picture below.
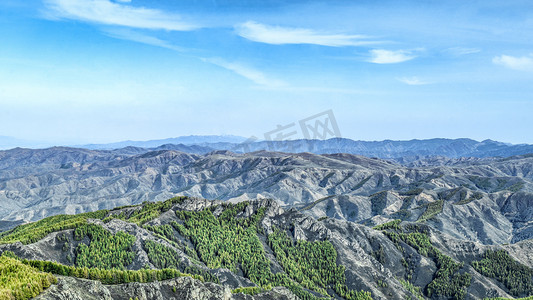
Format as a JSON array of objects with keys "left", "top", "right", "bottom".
[
  {"left": 6, "top": 135, "right": 533, "bottom": 160},
  {"left": 81, "top": 135, "right": 247, "bottom": 150},
  {"left": 197, "top": 138, "right": 533, "bottom": 159},
  {"left": 77, "top": 137, "right": 533, "bottom": 160}
]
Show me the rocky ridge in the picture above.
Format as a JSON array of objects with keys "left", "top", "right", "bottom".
[{"left": 35, "top": 276, "right": 297, "bottom": 300}]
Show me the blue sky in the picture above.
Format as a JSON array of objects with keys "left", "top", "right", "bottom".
[{"left": 0, "top": 0, "right": 532, "bottom": 145}]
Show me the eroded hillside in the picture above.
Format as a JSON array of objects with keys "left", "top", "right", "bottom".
[{"left": 0, "top": 148, "right": 532, "bottom": 245}]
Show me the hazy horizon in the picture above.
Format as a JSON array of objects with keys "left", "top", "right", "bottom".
[{"left": 0, "top": 134, "right": 528, "bottom": 151}]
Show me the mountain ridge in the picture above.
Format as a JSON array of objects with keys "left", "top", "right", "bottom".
[
  {"left": 82, "top": 137, "right": 533, "bottom": 160},
  {"left": 3, "top": 136, "right": 533, "bottom": 161}
]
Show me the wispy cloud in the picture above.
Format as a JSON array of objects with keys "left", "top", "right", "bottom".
[
  {"left": 493, "top": 54, "right": 533, "bottom": 71},
  {"left": 102, "top": 29, "right": 284, "bottom": 87},
  {"left": 202, "top": 58, "right": 286, "bottom": 87},
  {"left": 235, "top": 21, "right": 379, "bottom": 47},
  {"left": 397, "top": 77, "right": 431, "bottom": 85},
  {"left": 44, "top": 0, "right": 197, "bottom": 31},
  {"left": 254, "top": 86, "right": 376, "bottom": 95},
  {"left": 103, "top": 28, "right": 186, "bottom": 52},
  {"left": 368, "top": 49, "right": 416, "bottom": 64},
  {"left": 445, "top": 47, "right": 481, "bottom": 56}
]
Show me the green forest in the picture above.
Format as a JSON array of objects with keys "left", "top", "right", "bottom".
[
  {"left": 1, "top": 249, "right": 202, "bottom": 286},
  {"left": 0, "top": 210, "right": 108, "bottom": 245},
  {"left": 0, "top": 196, "right": 187, "bottom": 246},
  {"left": 0, "top": 252, "right": 57, "bottom": 300},
  {"left": 472, "top": 250, "right": 533, "bottom": 297},
  {"left": 23, "top": 258, "right": 199, "bottom": 284},
  {"left": 143, "top": 239, "right": 219, "bottom": 283},
  {"left": 174, "top": 201, "right": 372, "bottom": 300},
  {"left": 268, "top": 227, "right": 372, "bottom": 300},
  {"left": 74, "top": 223, "right": 136, "bottom": 269},
  {"left": 380, "top": 221, "right": 471, "bottom": 299},
  {"left": 105, "top": 196, "right": 187, "bottom": 226}
]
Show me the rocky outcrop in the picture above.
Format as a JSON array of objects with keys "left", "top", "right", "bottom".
[{"left": 35, "top": 275, "right": 296, "bottom": 300}]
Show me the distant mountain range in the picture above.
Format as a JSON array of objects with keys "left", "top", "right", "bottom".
[
  {"left": 77, "top": 136, "right": 533, "bottom": 160},
  {"left": 80, "top": 135, "right": 248, "bottom": 150},
  {"left": 192, "top": 138, "right": 533, "bottom": 159},
  {"left": 3, "top": 135, "right": 533, "bottom": 160},
  {"left": 0, "top": 135, "right": 248, "bottom": 151}
]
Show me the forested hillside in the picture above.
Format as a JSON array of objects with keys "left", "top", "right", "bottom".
[{"left": 0, "top": 196, "right": 532, "bottom": 299}]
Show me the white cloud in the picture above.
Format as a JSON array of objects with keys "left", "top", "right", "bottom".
[
  {"left": 493, "top": 54, "right": 533, "bottom": 71},
  {"left": 397, "top": 77, "right": 431, "bottom": 85},
  {"left": 44, "top": 0, "right": 197, "bottom": 31},
  {"left": 235, "top": 21, "right": 378, "bottom": 47},
  {"left": 203, "top": 58, "right": 286, "bottom": 87},
  {"left": 368, "top": 49, "right": 416, "bottom": 64}
]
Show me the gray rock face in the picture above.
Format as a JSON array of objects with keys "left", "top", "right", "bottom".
[
  {"left": 35, "top": 275, "right": 295, "bottom": 300},
  {"left": 34, "top": 276, "right": 113, "bottom": 300}
]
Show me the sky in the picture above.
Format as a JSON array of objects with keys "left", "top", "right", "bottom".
[{"left": 1, "top": 0, "right": 532, "bottom": 146}]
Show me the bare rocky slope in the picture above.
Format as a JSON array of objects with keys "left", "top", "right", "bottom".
[
  {"left": 0, "top": 147, "right": 532, "bottom": 246},
  {"left": 34, "top": 275, "right": 297, "bottom": 300}
]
